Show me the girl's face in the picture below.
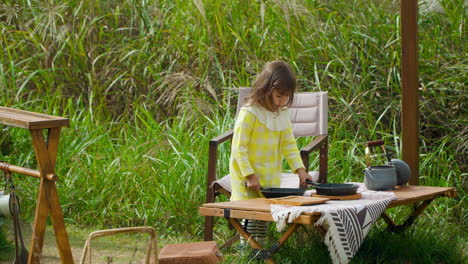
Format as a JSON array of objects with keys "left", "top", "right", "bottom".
[{"left": 271, "top": 89, "right": 290, "bottom": 110}]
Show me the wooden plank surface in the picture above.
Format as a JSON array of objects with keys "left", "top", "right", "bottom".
[
  {"left": 202, "top": 198, "right": 277, "bottom": 212},
  {"left": 201, "top": 186, "right": 455, "bottom": 213},
  {"left": 199, "top": 207, "right": 321, "bottom": 225},
  {"left": 265, "top": 196, "right": 330, "bottom": 206},
  {"left": 0, "top": 107, "right": 69, "bottom": 129},
  {"left": 388, "top": 185, "right": 455, "bottom": 207}
]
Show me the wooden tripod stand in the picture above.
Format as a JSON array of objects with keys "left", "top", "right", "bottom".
[{"left": 0, "top": 107, "right": 74, "bottom": 263}]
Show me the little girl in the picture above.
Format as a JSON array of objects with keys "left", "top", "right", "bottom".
[{"left": 230, "top": 60, "right": 313, "bottom": 247}]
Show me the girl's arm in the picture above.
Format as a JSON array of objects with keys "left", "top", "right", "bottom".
[
  {"left": 282, "top": 126, "right": 312, "bottom": 185},
  {"left": 232, "top": 110, "right": 255, "bottom": 179},
  {"left": 296, "top": 168, "right": 313, "bottom": 185},
  {"left": 246, "top": 174, "right": 261, "bottom": 191}
]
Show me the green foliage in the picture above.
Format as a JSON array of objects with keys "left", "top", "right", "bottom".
[
  {"left": 354, "top": 215, "right": 467, "bottom": 264},
  {"left": 0, "top": 218, "right": 14, "bottom": 260},
  {"left": 0, "top": 0, "right": 466, "bottom": 262}
]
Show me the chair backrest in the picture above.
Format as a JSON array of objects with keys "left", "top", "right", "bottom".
[{"left": 236, "top": 87, "right": 328, "bottom": 137}]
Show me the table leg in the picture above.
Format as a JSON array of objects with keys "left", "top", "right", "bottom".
[
  {"left": 227, "top": 218, "right": 275, "bottom": 263},
  {"left": 382, "top": 198, "right": 435, "bottom": 233},
  {"left": 219, "top": 234, "right": 240, "bottom": 250},
  {"left": 314, "top": 225, "right": 327, "bottom": 237},
  {"left": 227, "top": 218, "right": 263, "bottom": 250},
  {"left": 227, "top": 218, "right": 300, "bottom": 264},
  {"left": 277, "top": 223, "right": 299, "bottom": 245},
  {"left": 253, "top": 223, "right": 299, "bottom": 262}
]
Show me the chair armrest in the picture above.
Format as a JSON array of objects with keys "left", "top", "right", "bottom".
[
  {"left": 300, "top": 134, "right": 328, "bottom": 155},
  {"left": 209, "top": 130, "right": 234, "bottom": 146},
  {"left": 300, "top": 134, "right": 328, "bottom": 183}
]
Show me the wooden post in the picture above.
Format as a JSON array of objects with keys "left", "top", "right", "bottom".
[
  {"left": 400, "top": 0, "right": 419, "bottom": 185},
  {"left": 0, "top": 107, "right": 74, "bottom": 263}
]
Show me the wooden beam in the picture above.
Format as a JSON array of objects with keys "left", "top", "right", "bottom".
[
  {"left": 29, "top": 129, "right": 74, "bottom": 263},
  {"left": 400, "top": 0, "right": 419, "bottom": 184}
]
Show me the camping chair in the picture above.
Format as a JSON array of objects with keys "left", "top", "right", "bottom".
[{"left": 204, "top": 87, "right": 329, "bottom": 241}]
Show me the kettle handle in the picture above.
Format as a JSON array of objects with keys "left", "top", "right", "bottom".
[
  {"left": 365, "top": 140, "right": 391, "bottom": 166},
  {"left": 365, "top": 140, "right": 384, "bottom": 147}
]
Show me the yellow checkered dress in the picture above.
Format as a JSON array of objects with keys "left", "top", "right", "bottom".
[{"left": 230, "top": 105, "right": 304, "bottom": 201}]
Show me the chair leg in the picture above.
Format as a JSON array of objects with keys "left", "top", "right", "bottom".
[
  {"left": 204, "top": 188, "right": 215, "bottom": 241},
  {"left": 206, "top": 143, "right": 218, "bottom": 241},
  {"left": 204, "top": 216, "right": 214, "bottom": 241}
]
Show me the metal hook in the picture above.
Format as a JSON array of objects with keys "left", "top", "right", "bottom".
[{"left": 1, "top": 163, "right": 15, "bottom": 191}]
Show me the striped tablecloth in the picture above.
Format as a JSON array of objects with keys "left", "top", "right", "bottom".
[{"left": 270, "top": 183, "right": 396, "bottom": 264}]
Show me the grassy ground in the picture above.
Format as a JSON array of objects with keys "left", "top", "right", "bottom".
[
  {"left": 1, "top": 210, "right": 465, "bottom": 263},
  {"left": 0, "top": 0, "right": 466, "bottom": 262},
  {"left": 0, "top": 220, "right": 161, "bottom": 263}
]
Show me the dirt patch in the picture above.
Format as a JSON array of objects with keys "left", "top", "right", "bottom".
[{"left": 1, "top": 220, "right": 157, "bottom": 264}]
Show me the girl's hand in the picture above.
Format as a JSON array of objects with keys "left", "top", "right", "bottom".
[
  {"left": 297, "top": 168, "right": 313, "bottom": 185},
  {"left": 246, "top": 174, "right": 261, "bottom": 191}
]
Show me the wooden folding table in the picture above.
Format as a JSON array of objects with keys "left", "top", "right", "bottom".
[{"left": 199, "top": 185, "right": 456, "bottom": 263}]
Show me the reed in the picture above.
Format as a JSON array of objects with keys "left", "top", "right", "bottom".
[{"left": 0, "top": 0, "right": 465, "bottom": 261}]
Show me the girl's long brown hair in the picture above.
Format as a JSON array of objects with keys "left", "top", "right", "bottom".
[{"left": 246, "top": 61, "right": 296, "bottom": 112}]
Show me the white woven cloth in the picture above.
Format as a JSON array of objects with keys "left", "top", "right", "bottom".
[{"left": 270, "top": 183, "right": 396, "bottom": 264}]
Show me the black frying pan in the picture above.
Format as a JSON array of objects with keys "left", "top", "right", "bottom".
[
  {"left": 242, "top": 182, "right": 307, "bottom": 198},
  {"left": 260, "top": 187, "right": 306, "bottom": 198},
  {"left": 305, "top": 179, "right": 358, "bottom": 196}
]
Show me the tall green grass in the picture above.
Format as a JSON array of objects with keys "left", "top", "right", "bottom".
[
  {"left": 0, "top": 0, "right": 466, "bottom": 262},
  {"left": 0, "top": 218, "right": 14, "bottom": 261}
]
